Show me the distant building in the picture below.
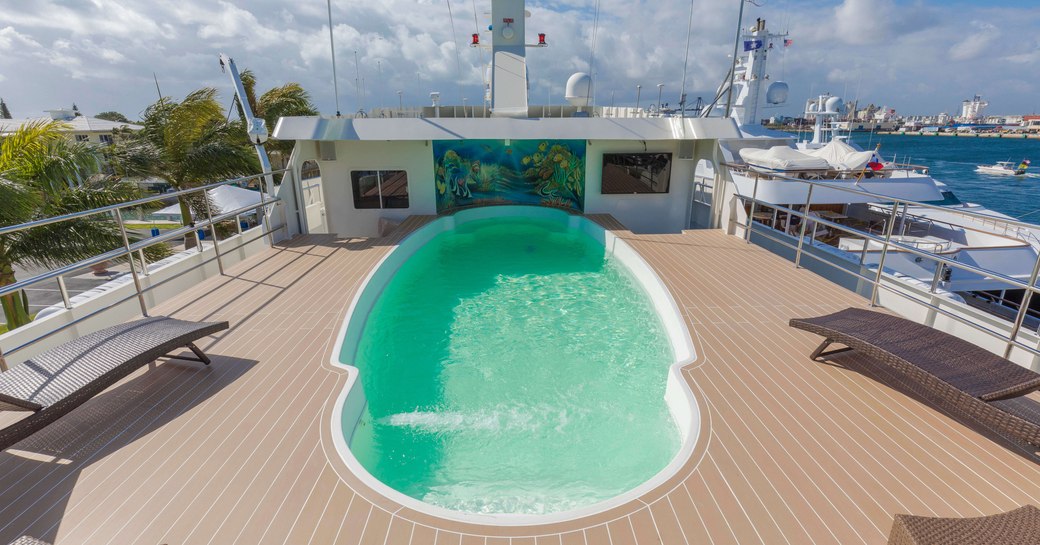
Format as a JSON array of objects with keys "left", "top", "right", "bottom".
[
  {"left": 0, "top": 107, "right": 141, "bottom": 144},
  {"left": 959, "top": 95, "right": 988, "bottom": 122},
  {"left": 1024, "top": 115, "right": 1040, "bottom": 133}
]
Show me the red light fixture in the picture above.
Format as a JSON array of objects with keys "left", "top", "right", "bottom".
[
  {"left": 538, "top": 33, "right": 546, "bottom": 45},
  {"left": 471, "top": 33, "right": 480, "bottom": 45}
]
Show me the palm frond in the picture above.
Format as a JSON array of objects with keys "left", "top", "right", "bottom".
[{"left": 0, "top": 176, "right": 41, "bottom": 227}]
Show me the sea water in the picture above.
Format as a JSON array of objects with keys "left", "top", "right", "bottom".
[
  {"left": 345, "top": 217, "right": 680, "bottom": 515},
  {"left": 846, "top": 133, "right": 1040, "bottom": 219}
]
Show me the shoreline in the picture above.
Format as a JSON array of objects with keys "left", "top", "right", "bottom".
[{"left": 862, "top": 131, "right": 1036, "bottom": 139}]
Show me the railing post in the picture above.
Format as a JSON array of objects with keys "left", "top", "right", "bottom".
[
  {"left": 794, "top": 184, "right": 815, "bottom": 268},
  {"left": 56, "top": 275, "right": 72, "bottom": 309},
  {"left": 203, "top": 196, "right": 225, "bottom": 276},
  {"left": 114, "top": 212, "right": 149, "bottom": 317},
  {"left": 0, "top": 346, "right": 7, "bottom": 372},
  {"left": 870, "top": 201, "right": 902, "bottom": 307},
  {"left": 929, "top": 262, "right": 945, "bottom": 294},
  {"left": 235, "top": 214, "right": 243, "bottom": 235},
  {"left": 744, "top": 175, "right": 760, "bottom": 243},
  {"left": 1004, "top": 251, "right": 1040, "bottom": 358},
  {"left": 137, "top": 249, "right": 149, "bottom": 277}
]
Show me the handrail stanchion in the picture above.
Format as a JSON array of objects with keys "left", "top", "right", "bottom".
[
  {"left": 137, "top": 249, "right": 149, "bottom": 277},
  {"left": 794, "top": 184, "right": 815, "bottom": 268},
  {"left": 744, "top": 175, "right": 760, "bottom": 243},
  {"left": 870, "top": 201, "right": 902, "bottom": 307},
  {"left": 203, "top": 196, "right": 225, "bottom": 276},
  {"left": 115, "top": 212, "right": 149, "bottom": 317},
  {"left": 56, "top": 276, "right": 72, "bottom": 309},
  {"left": 235, "top": 214, "right": 243, "bottom": 235},
  {"left": 1004, "top": 251, "right": 1040, "bottom": 358},
  {"left": 929, "top": 262, "right": 945, "bottom": 294}
]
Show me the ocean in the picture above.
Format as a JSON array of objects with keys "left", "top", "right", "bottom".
[{"left": 840, "top": 133, "right": 1040, "bottom": 220}]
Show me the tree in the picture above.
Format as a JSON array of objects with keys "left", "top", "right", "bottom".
[
  {"left": 95, "top": 111, "right": 132, "bottom": 123},
  {"left": 0, "top": 120, "right": 167, "bottom": 330},
  {"left": 237, "top": 70, "right": 318, "bottom": 168},
  {"left": 109, "top": 88, "right": 258, "bottom": 248}
]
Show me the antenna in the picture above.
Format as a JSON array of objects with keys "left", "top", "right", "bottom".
[
  {"left": 679, "top": 0, "right": 695, "bottom": 119},
  {"left": 354, "top": 50, "right": 363, "bottom": 113},
  {"left": 724, "top": 0, "right": 748, "bottom": 118},
  {"left": 152, "top": 72, "right": 164, "bottom": 102},
  {"left": 326, "top": 0, "right": 342, "bottom": 116}
]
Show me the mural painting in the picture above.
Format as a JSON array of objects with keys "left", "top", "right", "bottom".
[{"left": 433, "top": 139, "right": 586, "bottom": 213}]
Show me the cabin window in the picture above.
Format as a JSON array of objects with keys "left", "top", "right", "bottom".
[
  {"left": 98, "top": 134, "right": 113, "bottom": 144},
  {"left": 601, "top": 153, "right": 672, "bottom": 194},
  {"left": 350, "top": 170, "right": 409, "bottom": 209},
  {"left": 74, "top": 134, "right": 89, "bottom": 142}
]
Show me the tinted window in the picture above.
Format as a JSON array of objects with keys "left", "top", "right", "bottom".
[
  {"left": 351, "top": 170, "right": 409, "bottom": 209},
  {"left": 601, "top": 153, "right": 672, "bottom": 194}
]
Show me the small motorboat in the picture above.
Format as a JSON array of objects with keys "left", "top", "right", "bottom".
[{"left": 976, "top": 159, "right": 1030, "bottom": 176}]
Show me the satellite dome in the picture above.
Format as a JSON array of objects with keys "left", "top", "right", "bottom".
[
  {"left": 766, "top": 81, "right": 789, "bottom": 105},
  {"left": 565, "top": 73, "right": 592, "bottom": 107},
  {"left": 824, "top": 96, "right": 844, "bottom": 114}
]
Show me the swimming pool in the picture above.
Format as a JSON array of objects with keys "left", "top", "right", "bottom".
[{"left": 331, "top": 206, "right": 697, "bottom": 523}]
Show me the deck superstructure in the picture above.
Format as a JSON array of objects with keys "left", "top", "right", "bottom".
[{"left": 3, "top": 218, "right": 1039, "bottom": 545}]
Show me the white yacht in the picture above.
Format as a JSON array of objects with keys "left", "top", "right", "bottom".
[{"left": 977, "top": 159, "right": 1032, "bottom": 176}]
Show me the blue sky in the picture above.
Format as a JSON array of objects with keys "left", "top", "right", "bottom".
[{"left": 0, "top": 0, "right": 1037, "bottom": 120}]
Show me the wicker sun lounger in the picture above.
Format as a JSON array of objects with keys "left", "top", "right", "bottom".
[
  {"left": 790, "top": 308, "right": 1040, "bottom": 448},
  {"left": 888, "top": 505, "right": 1040, "bottom": 545},
  {"left": 0, "top": 316, "right": 228, "bottom": 451}
]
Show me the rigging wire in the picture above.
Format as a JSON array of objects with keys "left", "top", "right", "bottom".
[
  {"left": 326, "top": 0, "right": 342, "bottom": 116},
  {"left": 471, "top": 0, "right": 487, "bottom": 111},
  {"left": 678, "top": 0, "right": 696, "bottom": 118},
  {"left": 587, "top": 0, "right": 602, "bottom": 107},
  {"left": 446, "top": 0, "right": 465, "bottom": 106}
]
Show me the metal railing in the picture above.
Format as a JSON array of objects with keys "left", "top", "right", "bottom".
[
  {"left": 727, "top": 167, "right": 1040, "bottom": 361},
  {"left": 0, "top": 169, "right": 291, "bottom": 367}
]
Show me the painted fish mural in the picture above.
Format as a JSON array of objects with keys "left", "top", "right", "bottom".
[{"left": 433, "top": 139, "right": 586, "bottom": 213}]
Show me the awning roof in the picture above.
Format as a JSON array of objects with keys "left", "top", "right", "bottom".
[{"left": 272, "top": 116, "right": 741, "bottom": 142}]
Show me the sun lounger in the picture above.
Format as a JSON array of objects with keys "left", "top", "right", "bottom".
[
  {"left": 790, "top": 308, "right": 1040, "bottom": 448},
  {"left": 0, "top": 316, "right": 228, "bottom": 451},
  {"left": 888, "top": 505, "right": 1040, "bottom": 545}
]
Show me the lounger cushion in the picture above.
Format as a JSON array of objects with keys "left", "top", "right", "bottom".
[
  {"left": 792, "top": 308, "right": 1040, "bottom": 402},
  {"left": 0, "top": 317, "right": 227, "bottom": 409}
]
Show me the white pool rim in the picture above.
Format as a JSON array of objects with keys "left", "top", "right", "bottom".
[{"left": 328, "top": 205, "right": 700, "bottom": 526}]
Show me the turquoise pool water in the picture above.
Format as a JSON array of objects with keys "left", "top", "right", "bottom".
[{"left": 344, "top": 216, "right": 679, "bottom": 515}]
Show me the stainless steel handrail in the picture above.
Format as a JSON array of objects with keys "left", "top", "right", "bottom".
[
  {"left": 721, "top": 161, "right": 1040, "bottom": 232},
  {"left": 731, "top": 168, "right": 1040, "bottom": 360},
  {"left": 0, "top": 169, "right": 291, "bottom": 333},
  {"left": 0, "top": 169, "right": 289, "bottom": 238}
]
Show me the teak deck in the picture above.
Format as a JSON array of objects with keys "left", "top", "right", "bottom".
[{"left": 2, "top": 215, "right": 1039, "bottom": 545}]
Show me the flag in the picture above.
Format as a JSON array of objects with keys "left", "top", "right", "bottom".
[
  {"left": 784, "top": 38, "right": 793, "bottom": 47},
  {"left": 743, "top": 39, "right": 763, "bottom": 51},
  {"left": 867, "top": 161, "right": 884, "bottom": 171}
]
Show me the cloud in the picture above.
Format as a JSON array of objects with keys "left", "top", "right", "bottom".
[{"left": 0, "top": 0, "right": 1036, "bottom": 121}]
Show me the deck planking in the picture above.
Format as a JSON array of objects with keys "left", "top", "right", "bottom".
[{"left": 2, "top": 214, "right": 1039, "bottom": 544}]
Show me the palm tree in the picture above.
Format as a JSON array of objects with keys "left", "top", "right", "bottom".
[
  {"left": 110, "top": 88, "right": 258, "bottom": 248},
  {"left": 0, "top": 120, "right": 166, "bottom": 330},
  {"left": 238, "top": 70, "right": 318, "bottom": 168}
]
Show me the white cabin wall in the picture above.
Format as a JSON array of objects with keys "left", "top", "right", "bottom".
[
  {"left": 306, "top": 141, "right": 436, "bottom": 237},
  {"left": 585, "top": 140, "right": 693, "bottom": 234}
]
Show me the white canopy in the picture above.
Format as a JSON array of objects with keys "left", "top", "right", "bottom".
[
  {"left": 154, "top": 185, "right": 270, "bottom": 218},
  {"left": 738, "top": 146, "right": 830, "bottom": 172},
  {"left": 802, "top": 140, "right": 874, "bottom": 171}
]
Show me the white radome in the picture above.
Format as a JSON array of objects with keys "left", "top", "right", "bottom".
[{"left": 565, "top": 72, "right": 592, "bottom": 107}]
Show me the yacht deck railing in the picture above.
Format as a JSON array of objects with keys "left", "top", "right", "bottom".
[
  {"left": 726, "top": 166, "right": 1040, "bottom": 361},
  {"left": 0, "top": 169, "right": 291, "bottom": 369}
]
